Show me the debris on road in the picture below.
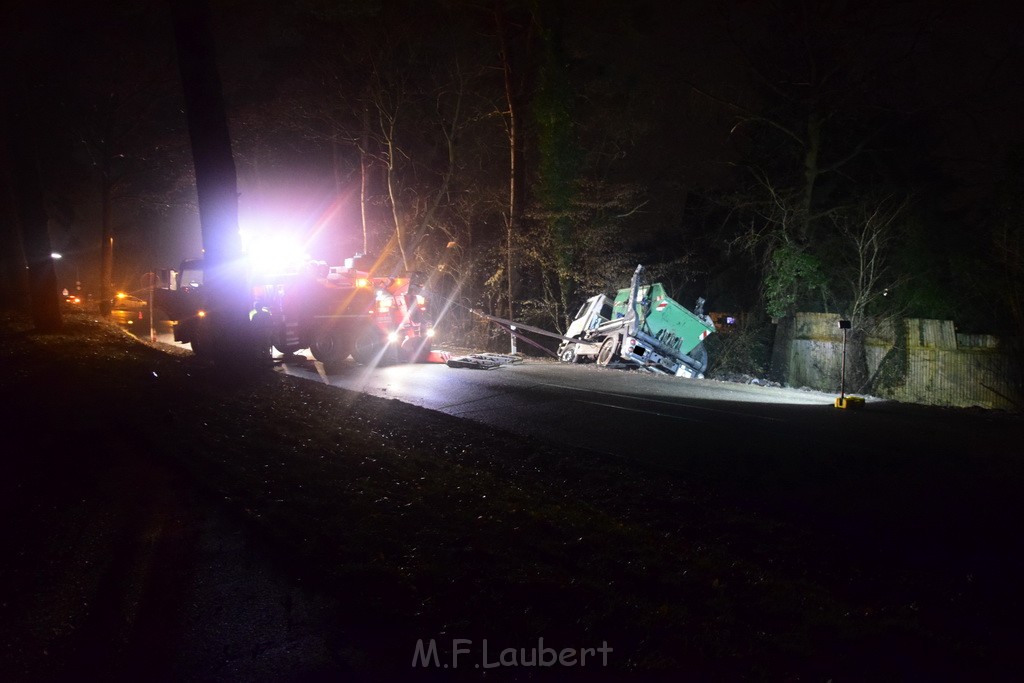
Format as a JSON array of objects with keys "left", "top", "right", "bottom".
[
  {"left": 424, "top": 349, "right": 452, "bottom": 364},
  {"left": 446, "top": 353, "right": 523, "bottom": 369}
]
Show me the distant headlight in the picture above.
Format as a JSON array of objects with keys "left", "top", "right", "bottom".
[
  {"left": 387, "top": 331, "right": 400, "bottom": 343},
  {"left": 426, "top": 328, "right": 436, "bottom": 338}
]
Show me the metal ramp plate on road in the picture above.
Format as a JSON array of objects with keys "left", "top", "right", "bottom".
[{"left": 446, "top": 353, "right": 523, "bottom": 369}]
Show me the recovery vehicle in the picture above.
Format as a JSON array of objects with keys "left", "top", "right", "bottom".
[{"left": 154, "top": 254, "right": 435, "bottom": 366}]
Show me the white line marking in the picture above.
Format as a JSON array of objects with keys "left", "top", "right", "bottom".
[
  {"left": 540, "top": 382, "right": 785, "bottom": 422},
  {"left": 575, "top": 399, "right": 704, "bottom": 422}
]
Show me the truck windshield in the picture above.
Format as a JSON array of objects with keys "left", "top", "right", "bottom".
[{"left": 181, "top": 268, "right": 203, "bottom": 288}]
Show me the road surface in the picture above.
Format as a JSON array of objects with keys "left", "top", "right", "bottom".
[
  {"left": 273, "top": 351, "right": 841, "bottom": 457},
  {"left": 119, "top": 321, "right": 1023, "bottom": 679},
  {"left": 138, "top": 324, "right": 1017, "bottom": 474},
  {"left": 268, "top": 349, "right": 1023, "bottom": 588}
]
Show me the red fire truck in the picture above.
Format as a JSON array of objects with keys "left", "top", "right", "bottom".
[{"left": 156, "top": 254, "right": 435, "bottom": 366}]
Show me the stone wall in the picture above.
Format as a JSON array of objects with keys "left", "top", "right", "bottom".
[{"left": 775, "top": 313, "right": 1018, "bottom": 410}]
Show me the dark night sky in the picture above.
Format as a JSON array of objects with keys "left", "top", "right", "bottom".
[{"left": 4, "top": 0, "right": 1023, "bottom": 306}]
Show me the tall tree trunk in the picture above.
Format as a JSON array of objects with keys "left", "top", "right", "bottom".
[
  {"left": 534, "top": 6, "right": 578, "bottom": 325},
  {"left": 496, "top": 2, "right": 518, "bottom": 330},
  {"left": 799, "top": 111, "right": 822, "bottom": 242},
  {"left": 171, "top": 0, "right": 258, "bottom": 366},
  {"left": 99, "top": 171, "right": 114, "bottom": 316},
  {"left": 330, "top": 133, "right": 350, "bottom": 256},
  {"left": 5, "top": 123, "right": 61, "bottom": 332},
  {"left": 0, "top": 155, "right": 31, "bottom": 312},
  {"left": 407, "top": 66, "right": 464, "bottom": 270},
  {"left": 360, "top": 100, "right": 370, "bottom": 255},
  {"left": 382, "top": 118, "right": 408, "bottom": 271}
]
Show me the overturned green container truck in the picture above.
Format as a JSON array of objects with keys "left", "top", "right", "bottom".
[{"left": 557, "top": 264, "right": 715, "bottom": 378}]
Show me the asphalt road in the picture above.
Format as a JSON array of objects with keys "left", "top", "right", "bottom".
[
  {"left": 274, "top": 351, "right": 840, "bottom": 456},
  {"left": 125, "top": 322, "right": 1024, "bottom": 677},
  {"left": 138, "top": 324, "right": 1019, "bottom": 477},
  {"left": 278, "top": 348, "right": 1021, "bottom": 548}
]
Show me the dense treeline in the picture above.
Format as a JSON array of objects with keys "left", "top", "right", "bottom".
[{"left": 4, "top": 0, "right": 1022, "bottom": 385}]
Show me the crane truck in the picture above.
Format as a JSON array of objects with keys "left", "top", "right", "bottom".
[
  {"left": 556, "top": 264, "right": 714, "bottom": 378},
  {"left": 154, "top": 255, "right": 435, "bottom": 366}
]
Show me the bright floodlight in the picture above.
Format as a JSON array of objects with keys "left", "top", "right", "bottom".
[
  {"left": 51, "top": 252, "right": 62, "bottom": 259},
  {"left": 240, "top": 230, "right": 309, "bottom": 276}
]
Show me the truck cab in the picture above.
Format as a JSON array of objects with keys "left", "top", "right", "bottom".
[
  {"left": 177, "top": 259, "right": 204, "bottom": 290},
  {"left": 557, "top": 295, "right": 612, "bottom": 363},
  {"left": 565, "top": 295, "right": 613, "bottom": 339},
  {"left": 149, "top": 258, "right": 210, "bottom": 352}
]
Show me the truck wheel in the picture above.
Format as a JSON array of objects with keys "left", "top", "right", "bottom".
[
  {"left": 189, "top": 320, "right": 210, "bottom": 358},
  {"left": 689, "top": 342, "right": 708, "bottom": 374},
  {"left": 351, "top": 325, "right": 387, "bottom": 365},
  {"left": 249, "top": 308, "right": 274, "bottom": 361},
  {"left": 189, "top": 333, "right": 204, "bottom": 357},
  {"left": 597, "top": 337, "right": 619, "bottom": 366},
  {"left": 310, "top": 330, "right": 350, "bottom": 364},
  {"left": 559, "top": 345, "right": 577, "bottom": 363}
]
